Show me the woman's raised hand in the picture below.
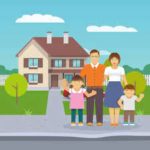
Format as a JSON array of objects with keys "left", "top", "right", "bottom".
[{"left": 60, "top": 79, "right": 69, "bottom": 90}]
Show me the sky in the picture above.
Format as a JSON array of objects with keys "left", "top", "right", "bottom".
[{"left": 0, "top": 0, "right": 150, "bottom": 69}]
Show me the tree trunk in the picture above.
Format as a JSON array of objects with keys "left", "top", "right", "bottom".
[{"left": 16, "top": 84, "right": 19, "bottom": 105}]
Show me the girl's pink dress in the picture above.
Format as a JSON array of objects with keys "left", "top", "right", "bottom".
[{"left": 69, "top": 89, "right": 85, "bottom": 109}]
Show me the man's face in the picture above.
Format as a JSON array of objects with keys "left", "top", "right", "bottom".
[
  {"left": 90, "top": 52, "right": 100, "bottom": 65},
  {"left": 124, "top": 89, "right": 135, "bottom": 98}
]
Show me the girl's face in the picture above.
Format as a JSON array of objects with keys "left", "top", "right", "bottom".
[
  {"left": 71, "top": 81, "right": 84, "bottom": 90},
  {"left": 110, "top": 57, "right": 119, "bottom": 66}
]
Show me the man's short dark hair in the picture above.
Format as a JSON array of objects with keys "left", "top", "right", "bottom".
[{"left": 90, "top": 49, "right": 100, "bottom": 55}]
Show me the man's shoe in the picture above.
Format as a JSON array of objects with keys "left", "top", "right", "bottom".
[
  {"left": 78, "top": 122, "right": 84, "bottom": 126},
  {"left": 87, "top": 122, "right": 93, "bottom": 126},
  {"left": 97, "top": 122, "right": 103, "bottom": 126}
]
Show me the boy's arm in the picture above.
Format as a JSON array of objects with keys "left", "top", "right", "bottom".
[
  {"left": 118, "top": 99, "right": 123, "bottom": 109},
  {"left": 84, "top": 90, "right": 97, "bottom": 98},
  {"left": 136, "top": 94, "right": 144, "bottom": 102}
]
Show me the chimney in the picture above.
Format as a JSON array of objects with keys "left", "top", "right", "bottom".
[
  {"left": 63, "top": 32, "right": 69, "bottom": 44},
  {"left": 47, "top": 32, "right": 52, "bottom": 44}
]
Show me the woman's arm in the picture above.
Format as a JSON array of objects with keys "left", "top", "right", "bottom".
[
  {"left": 118, "top": 99, "right": 124, "bottom": 110},
  {"left": 122, "top": 75, "right": 128, "bottom": 85},
  {"left": 104, "top": 75, "right": 108, "bottom": 81}
]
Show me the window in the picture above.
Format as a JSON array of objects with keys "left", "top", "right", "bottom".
[
  {"left": 54, "top": 59, "right": 63, "bottom": 67},
  {"left": 28, "top": 74, "right": 38, "bottom": 83},
  {"left": 64, "top": 74, "right": 73, "bottom": 82},
  {"left": 72, "top": 59, "right": 81, "bottom": 67},
  {"left": 28, "top": 58, "right": 38, "bottom": 68}
]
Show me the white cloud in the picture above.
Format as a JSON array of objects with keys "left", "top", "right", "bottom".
[
  {"left": 99, "top": 50, "right": 111, "bottom": 55},
  {"left": 16, "top": 14, "right": 65, "bottom": 23},
  {"left": 87, "top": 25, "right": 138, "bottom": 32},
  {"left": 84, "top": 48, "right": 111, "bottom": 56}
]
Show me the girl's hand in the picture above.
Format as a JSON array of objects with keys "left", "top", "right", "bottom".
[{"left": 60, "top": 79, "right": 69, "bottom": 89}]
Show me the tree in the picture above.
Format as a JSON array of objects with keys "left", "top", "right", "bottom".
[
  {"left": 5, "top": 74, "right": 28, "bottom": 104},
  {"left": 126, "top": 71, "right": 146, "bottom": 95},
  {"left": 104, "top": 59, "right": 111, "bottom": 66},
  {"left": 143, "top": 64, "right": 150, "bottom": 74}
]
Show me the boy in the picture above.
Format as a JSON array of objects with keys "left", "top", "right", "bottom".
[{"left": 118, "top": 84, "right": 144, "bottom": 126}]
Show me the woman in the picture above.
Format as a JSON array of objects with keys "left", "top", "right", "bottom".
[{"left": 104, "top": 53, "right": 127, "bottom": 127}]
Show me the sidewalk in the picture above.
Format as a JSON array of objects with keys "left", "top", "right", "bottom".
[{"left": 0, "top": 89, "right": 149, "bottom": 138}]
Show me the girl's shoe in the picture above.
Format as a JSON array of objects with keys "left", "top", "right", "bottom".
[
  {"left": 114, "top": 123, "right": 119, "bottom": 127},
  {"left": 71, "top": 123, "right": 76, "bottom": 127},
  {"left": 78, "top": 122, "right": 83, "bottom": 126},
  {"left": 110, "top": 123, "right": 115, "bottom": 127},
  {"left": 123, "top": 122, "right": 129, "bottom": 126}
]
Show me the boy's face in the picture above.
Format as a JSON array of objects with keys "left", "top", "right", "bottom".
[
  {"left": 124, "top": 89, "right": 135, "bottom": 98},
  {"left": 71, "top": 81, "right": 84, "bottom": 90}
]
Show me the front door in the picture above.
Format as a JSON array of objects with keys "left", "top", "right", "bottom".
[{"left": 51, "top": 75, "right": 58, "bottom": 87}]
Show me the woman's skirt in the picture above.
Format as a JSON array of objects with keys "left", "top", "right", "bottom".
[{"left": 104, "top": 81, "right": 124, "bottom": 108}]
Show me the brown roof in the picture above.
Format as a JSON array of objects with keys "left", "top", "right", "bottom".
[{"left": 17, "top": 37, "right": 89, "bottom": 57}]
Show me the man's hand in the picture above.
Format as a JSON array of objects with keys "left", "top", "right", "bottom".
[{"left": 91, "top": 90, "right": 97, "bottom": 95}]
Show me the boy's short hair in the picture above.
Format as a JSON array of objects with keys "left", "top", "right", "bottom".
[
  {"left": 90, "top": 49, "right": 100, "bottom": 55},
  {"left": 124, "top": 84, "right": 135, "bottom": 90}
]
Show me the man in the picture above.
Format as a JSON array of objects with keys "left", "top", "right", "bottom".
[{"left": 80, "top": 49, "right": 105, "bottom": 126}]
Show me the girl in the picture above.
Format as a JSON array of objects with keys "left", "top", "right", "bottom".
[
  {"left": 104, "top": 53, "right": 127, "bottom": 127},
  {"left": 60, "top": 75, "right": 97, "bottom": 127}
]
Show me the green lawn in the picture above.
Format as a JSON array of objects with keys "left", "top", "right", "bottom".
[
  {"left": 0, "top": 86, "right": 48, "bottom": 115},
  {"left": 63, "top": 86, "right": 150, "bottom": 115}
]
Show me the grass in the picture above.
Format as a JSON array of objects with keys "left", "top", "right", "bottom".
[
  {"left": 0, "top": 86, "right": 48, "bottom": 115},
  {"left": 63, "top": 86, "right": 150, "bottom": 115}
]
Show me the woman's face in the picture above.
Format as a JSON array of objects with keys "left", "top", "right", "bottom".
[{"left": 110, "top": 57, "right": 119, "bottom": 66}]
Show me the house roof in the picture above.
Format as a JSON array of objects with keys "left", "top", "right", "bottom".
[{"left": 17, "top": 37, "right": 89, "bottom": 57}]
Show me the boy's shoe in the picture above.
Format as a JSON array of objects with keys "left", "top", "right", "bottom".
[
  {"left": 97, "top": 122, "right": 103, "bottom": 126},
  {"left": 123, "top": 122, "right": 129, "bottom": 126},
  {"left": 78, "top": 122, "right": 83, "bottom": 126},
  {"left": 87, "top": 122, "right": 93, "bottom": 126},
  {"left": 129, "top": 122, "right": 135, "bottom": 126},
  {"left": 71, "top": 122, "right": 76, "bottom": 127}
]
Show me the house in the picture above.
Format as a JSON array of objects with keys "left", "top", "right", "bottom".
[{"left": 16, "top": 32, "right": 89, "bottom": 90}]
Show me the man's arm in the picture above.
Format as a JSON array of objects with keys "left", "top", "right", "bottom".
[{"left": 80, "top": 65, "right": 87, "bottom": 78}]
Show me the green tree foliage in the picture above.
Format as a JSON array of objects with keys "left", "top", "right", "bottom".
[
  {"left": 0, "top": 65, "right": 18, "bottom": 75},
  {"left": 143, "top": 64, "right": 150, "bottom": 74},
  {"left": 5, "top": 74, "right": 28, "bottom": 104},
  {"left": 126, "top": 71, "right": 146, "bottom": 95}
]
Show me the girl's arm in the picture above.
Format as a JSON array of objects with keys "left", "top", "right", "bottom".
[
  {"left": 136, "top": 94, "right": 144, "bottom": 102},
  {"left": 118, "top": 99, "right": 123, "bottom": 110},
  {"left": 122, "top": 75, "right": 128, "bottom": 85},
  {"left": 84, "top": 90, "right": 97, "bottom": 98}
]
